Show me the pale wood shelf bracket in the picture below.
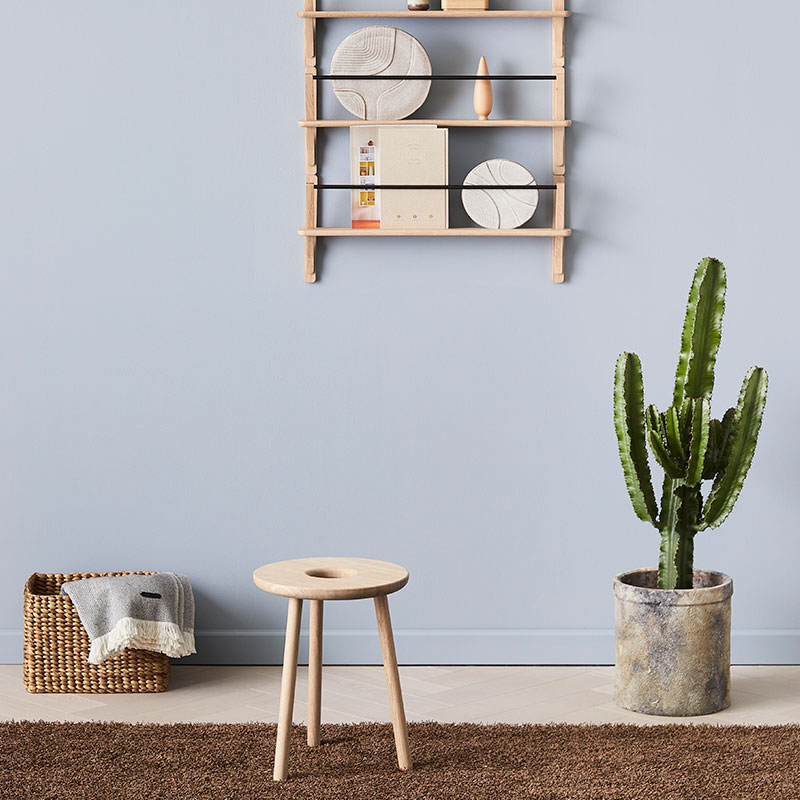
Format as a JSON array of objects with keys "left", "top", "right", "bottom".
[
  {"left": 303, "top": 0, "right": 318, "bottom": 283},
  {"left": 551, "top": 0, "right": 567, "bottom": 282},
  {"left": 299, "top": 1, "right": 570, "bottom": 283}
]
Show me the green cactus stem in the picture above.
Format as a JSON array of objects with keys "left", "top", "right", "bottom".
[
  {"left": 657, "top": 477, "right": 682, "bottom": 590},
  {"left": 673, "top": 257, "right": 727, "bottom": 407},
  {"left": 701, "top": 367, "right": 769, "bottom": 530},
  {"left": 614, "top": 258, "right": 768, "bottom": 591},
  {"left": 614, "top": 352, "right": 658, "bottom": 526}
]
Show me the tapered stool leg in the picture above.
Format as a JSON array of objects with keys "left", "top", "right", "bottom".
[
  {"left": 274, "top": 598, "right": 303, "bottom": 782},
  {"left": 308, "top": 599, "right": 323, "bottom": 747},
  {"left": 374, "top": 594, "right": 412, "bottom": 771}
]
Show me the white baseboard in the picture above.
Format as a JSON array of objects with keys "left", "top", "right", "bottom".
[{"left": 3, "top": 628, "right": 800, "bottom": 665}]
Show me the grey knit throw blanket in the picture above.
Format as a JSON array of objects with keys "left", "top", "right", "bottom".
[{"left": 61, "top": 573, "right": 196, "bottom": 664}]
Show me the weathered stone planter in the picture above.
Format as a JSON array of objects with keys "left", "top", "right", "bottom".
[{"left": 614, "top": 568, "right": 733, "bottom": 717}]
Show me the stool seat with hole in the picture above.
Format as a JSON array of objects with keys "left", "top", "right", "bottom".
[{"left": 253, "top": 557, "right": 412, "bottom": 781}]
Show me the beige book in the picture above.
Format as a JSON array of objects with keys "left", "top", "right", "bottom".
[
  {"left": 442, "top": 0, "right": 489, "bottom": 10},
  {"left": 379, "top": 126, "right": 448, "bottom": 230}
]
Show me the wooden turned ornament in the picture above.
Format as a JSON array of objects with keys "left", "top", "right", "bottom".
[{"left": 474, "top": 56, "right": 493, "bottom": 120}]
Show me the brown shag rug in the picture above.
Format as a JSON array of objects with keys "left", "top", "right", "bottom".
[{"left": 2, "top": 721, "right": 799, "bottom": 799}]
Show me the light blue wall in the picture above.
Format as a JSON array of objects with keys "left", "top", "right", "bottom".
[{"left": 2, "top": 0, "right": 798, "bottom": 665}]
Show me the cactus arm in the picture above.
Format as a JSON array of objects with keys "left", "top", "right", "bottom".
[
  {"left": 664, "top": 406, "right": 684, "bottom": 461},
  {"left": 717, "top": 407, "right": 736, "bottom": 471},
  {"left": 703, "top": 419, "right": 722, "bottom": 480},
  {"left": 700, "top": 367, "right": 769, "bottom": 530},
  {"left": 648, "top": 427, "right": 685, "bottom": 479},
  {"left": 679, "top": 399, "right": 694, "bottom": 449},
  {"left": 646, "top": 404, "right": 663, "bottom": 441},
  {"left": 673, "top": 258, "right": 727, "bottom": 407},
  {"left": 614, "top": 353, "right": 659, "bottom": 525},
  {"left": 646, "top": 406, "right": 683, "bottom": 478},
  {"left": 658, "top": 477, "right": 682, "bottom": 590},
  {"left": 686, "top": 398, "right": 711, "bottom": 485},
  {"left": 703, "top": 408, "right": 736, "bottom": 479}
]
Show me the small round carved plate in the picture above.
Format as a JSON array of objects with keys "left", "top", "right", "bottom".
[
  {"left": 331, "top": 26, "right": 432, "bottom": 120},
  {"left": 462, "top": 159, "right": 539, "bottom": 229}
]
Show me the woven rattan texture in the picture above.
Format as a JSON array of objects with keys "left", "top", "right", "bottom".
[{"left": 23, "top": 572, "right": 170, "bottom": 694}]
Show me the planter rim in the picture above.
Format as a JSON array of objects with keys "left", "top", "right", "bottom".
[{"left": 613, "top": 567, "right": 733, "bottom": 606}]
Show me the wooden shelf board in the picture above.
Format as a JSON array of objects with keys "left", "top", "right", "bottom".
[
  {"left": 299, "top": 227, "right": 572, "bottom": 238},
  {"left": 299, "top": 10, "right": 570, "bottom": 18},
  {"left": 300, "top": 119, "right": 572, "bottom": 128}
]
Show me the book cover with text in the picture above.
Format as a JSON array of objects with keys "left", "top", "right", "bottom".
[
  {"left": 379, "top": 126, "right": 448, "bottom": 230},
  {"left": 350, "top": 127, "right": 381, "bottom": 229}
]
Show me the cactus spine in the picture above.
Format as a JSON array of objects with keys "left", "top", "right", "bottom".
[{"left": 614, "top": 258, "right": 768, "bottom": 590}]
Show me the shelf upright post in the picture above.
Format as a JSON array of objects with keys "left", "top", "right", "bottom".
[
  {"left": 551, "top": 0, "right": 566, "bottom": 282},
  {"left": 304, "top": 0, "right": 319, "bottom": 282},
  {"left": 552, "top": 176, "right": 566, "bottom": 282}
]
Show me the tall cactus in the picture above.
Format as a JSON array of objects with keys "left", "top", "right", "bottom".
[{"left": 614, "top": 258, "right": 768, "bottom": 590}]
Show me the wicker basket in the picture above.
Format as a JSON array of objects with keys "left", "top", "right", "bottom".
[{"left": 23, "top": 572, "right": 171, "bottom": 693}]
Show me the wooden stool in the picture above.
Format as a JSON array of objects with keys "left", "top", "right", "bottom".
[{"left": 253, "top": 557, "right": 412, "bottom": 782}]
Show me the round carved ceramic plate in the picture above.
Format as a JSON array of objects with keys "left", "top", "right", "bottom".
[
  {"left": 462, "top": 159, "right": 539, "bottom": 229},
  {"left": 331, "top": 26, "right": 432, "bottom": 120}
]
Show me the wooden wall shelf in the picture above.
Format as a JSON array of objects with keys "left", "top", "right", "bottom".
[
  {"left": 299, "top": 2, "right": 570, "bottom": 283},
  {"left": 299, "top": 228, "right": 572, "bottom": 237},
  {"left": 300, "top": 119, "right": 572, "bottom": 128},
  {"left": 298, "top": 10, "right": 570, "bottom": 18}
]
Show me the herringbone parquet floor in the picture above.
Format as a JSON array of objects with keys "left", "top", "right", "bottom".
[{"left": 3, "top": 665, "right": 800, "bottom": 725}]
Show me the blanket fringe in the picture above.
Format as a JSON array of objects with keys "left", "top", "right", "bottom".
[{"left": 88, "top": 618, "right": 196, "bottom": 665}]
